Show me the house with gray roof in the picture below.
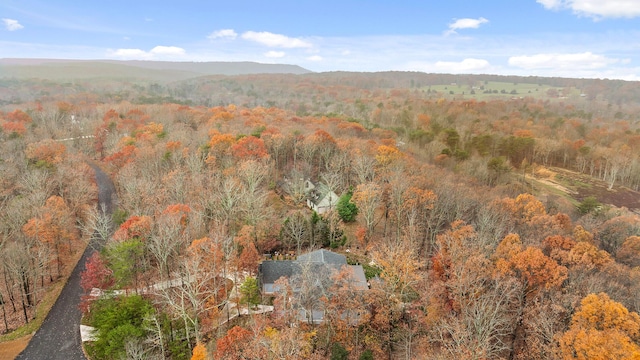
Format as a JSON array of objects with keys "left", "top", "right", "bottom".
[
  {"left": 305, "top": 180, "right": 339, "bottom": 214},
  {"left": 258, "top": 249, "right": 368, "bottom": 324}
]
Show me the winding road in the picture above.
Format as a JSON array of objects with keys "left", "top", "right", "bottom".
[{"left": 16, "top": 164, "right": 116, "bottom": 360}]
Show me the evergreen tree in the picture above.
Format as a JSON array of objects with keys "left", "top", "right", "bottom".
[{"left": 336, "top": 190, "right": 358, "bottom": 222}]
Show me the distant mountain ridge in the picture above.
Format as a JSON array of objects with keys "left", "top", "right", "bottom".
[{"left": 0, "top": 59, "right": 312, "bottom": 81}]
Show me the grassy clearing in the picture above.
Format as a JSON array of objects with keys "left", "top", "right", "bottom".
[
  {"left": 531, "top": 176, "right": 581, "bottom": 207},
  {"left": 422, "top": 81, "right": 586, "bottom": 101},
  {"left": 554, "top": 173, "right": 590, "bottom": 190}
]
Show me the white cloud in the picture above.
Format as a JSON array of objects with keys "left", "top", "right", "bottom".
[
  {"left": 307, "top": 55, "right": 323, "bottom": 61},
  {"left": 208, "top": 29, "right": 237, "bottom": 40},
  {"left": 111, "top": 48, "right": 151, "bottom": 59},
  {"left": 537, "top": 0, "right": 640, "bottom": 19},
  {"left": 241, "top": 31, "right": 312, "bottom": 48},
  {"left": 446, "top": 17, "right": 488, "bottom": 35},
  {"left": 150, "top": 46, "right": 185, "bottom": 55},
  {"left": 264, "top": 51, "right": 285, "bottom": 58},
  {"left": 2, "top": 18, "right": 24, "bottom": 31},
  {"left": 434, "top": 58, "right": 491, "bottom": 72},
  {"left": 508, "top": 52, "right": 620, "bottom": 70}
]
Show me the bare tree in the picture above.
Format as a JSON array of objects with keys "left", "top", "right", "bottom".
[
  {"left": 388, "top": 171, "right": 410, "bottom": 242},
  {"left": 148, "top": 215, "right": 184, "bottom": 280},
  {"left": 238, "top": 159, "right": 268, "bottom": 195},
  {"left": 158, "top": 234, "right": 228, "bottom": 346},
  {"left": 219, "top": 176, "right": 243, "bottom": 230},
  {"left": 321, "top": 170, "right": 343, "bottom": 199},
  {"left": 282, "top": 211, "right": 309, "bottom": 254},
  {"left": 290, "top": 260, "right": 331, "bottom": 326},
  {"left": 80, "top": 203, "right": 113, "bottom": 251},
  {"left": 352, "top": 182, "right": 382, "bottom": 239},
  {"left": 19, "top": 168, "right": 52, "bottom": 209},
  {"left": 238, "top": 160, "right": 268, "bottom": 225},
  {"left": 143, "top": 313, "right": 167, "bottom": 359},
  {"left": 157, "top": 258, "right": 213, "bottom": 346},
  {"left": 352, "top": 151, "right": 376, "bottom": 185},
  {"left": 284, "top": 168, "right": 308, "bottom": 205},
  {"left": 2, "top": 241, "right": 36, "bottom": 324},
  {"left": 434, "top": 278, "right": 521, "bottom": 360},
  {"left": 122, "top": 338, "right": 154, "bottom": 360}
]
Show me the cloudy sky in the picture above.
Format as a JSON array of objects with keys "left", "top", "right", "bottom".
[{"left": 2, "top": 0, "right": 640, "bottom": 79}]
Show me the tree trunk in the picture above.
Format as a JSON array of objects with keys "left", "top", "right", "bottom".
[
  {"left": 20, "top": 290, "right": 29, "bottom": 324},
  {"left": 508, "top": 290, "right": 526, "bottom": 360},
  {"left": 1, "top": 302, "right": 7, "bottom": 333},
  {"left": 3, "top": 270, "right": 17, "bottom": 312}
]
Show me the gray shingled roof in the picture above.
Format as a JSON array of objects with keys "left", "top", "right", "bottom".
[
  {"left": 297, "top": 249, "right": 346, "bottom": 265},
  {"left": 348, "top": 265, "right": 369, "bottom": 290},
  {"left": 260, "top": 250, "right": 367, "bottom": 297},
  {"left": 259, "top": 260, "right": 296, "bottom": 285},
  {"left": 309, "top": 183, "right": 332, "bottom": 205},
  {"left": 259, "top": 250, "right": 369, "bottom": 325}
]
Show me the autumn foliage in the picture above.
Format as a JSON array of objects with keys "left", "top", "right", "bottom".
[
  {"left": 25, "top": 139, "right": 67, "bottom": 165},
  {"left": 495, "top": 233, "right": 567, "bottom": 295},
  {"left": 80, "top": 252, "right": 114, "bottom": 292},
  {"left": 191, "top": 342, "right": 208, "bottom": 360},
  {"left": 559, "top": 293, "right": 640, "bottom": 359},
  {"left": 5, "top": 72, "right": 640, "bottom": 359},
  {"left": 112, "top": 215, "right": 152, "bottom": 242},
  {"left": 215, "top": 326, "right": 253, "bottom": 359}
]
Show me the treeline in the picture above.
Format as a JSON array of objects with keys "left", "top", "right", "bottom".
[{"left": 4, "top": 70, "right": 640, "bottom": 111}]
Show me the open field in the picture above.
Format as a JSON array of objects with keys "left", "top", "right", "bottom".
[
  {"left": 424, "top": 81, "right": 587, "bottom": 101},
  {"left": 530, "top": 166, "right": 640, "bottom": 213}
]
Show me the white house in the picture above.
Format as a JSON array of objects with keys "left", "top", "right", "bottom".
[{"left": 305, "top": 180, "right": 339, "bottom": 214}]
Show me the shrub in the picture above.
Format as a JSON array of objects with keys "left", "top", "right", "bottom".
[
  {"left": 577, "top": 196, "right": 602, "bottom": 215},
  {"left": 360, "top": 349, "right": 374, "bottom": 360},
  {"left": 330, "top": 342, "right": 349, "bottom": 360}
]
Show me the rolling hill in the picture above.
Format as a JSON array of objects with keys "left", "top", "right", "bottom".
[{"left": 0, "top": 59, "right": 312, "bottom": 82}]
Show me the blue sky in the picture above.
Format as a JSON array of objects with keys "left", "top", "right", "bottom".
[{"left": 2, "top": 0, "right": 640, "bottom": 79}]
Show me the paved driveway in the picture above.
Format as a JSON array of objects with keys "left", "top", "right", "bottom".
[{"left": 16, "top": 164, "right": 115, "bottom": 360}]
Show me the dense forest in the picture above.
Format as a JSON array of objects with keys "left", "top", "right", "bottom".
[{"left": 1, "top": 68, "right": 640, "bottom": 359}]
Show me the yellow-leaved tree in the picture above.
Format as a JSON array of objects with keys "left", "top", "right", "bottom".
[
  {"left": 559, "top": 292, "right": 640, "bottom": 359},
  {"left": 190, "top": 342, "right": 208, "bottom": 360}
]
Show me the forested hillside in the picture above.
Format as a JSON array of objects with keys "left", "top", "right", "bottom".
[{"left": 1, "top": 70, "right": 640, "bottom": 359}]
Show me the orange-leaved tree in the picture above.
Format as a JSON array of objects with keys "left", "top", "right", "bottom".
[
  {"left": 559, "top": 292, "right": 640, "bottom": 359},
  {"left": 215, "top": 325, "right": 253, "bottom": 359},
  {"left": 495, "top": 233, "right": 567, "bottom": 296},
  {"left": 23, "top": 195, "right": 78, "bottom": 278},
  {"left": 190, "top": 342, "right": 208, "bottom": 360},
  {"left": 25, "top": 139, "right": 67, "bottom": 167},
  {"left": 617, "top": 236, "right": 640, "bottom": 268},
  {"left": 231, "top": 136, "right": 269, "bottom": 161},
  {"left": 112, "top": 215, "right": 152, "bottom": 242}
]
